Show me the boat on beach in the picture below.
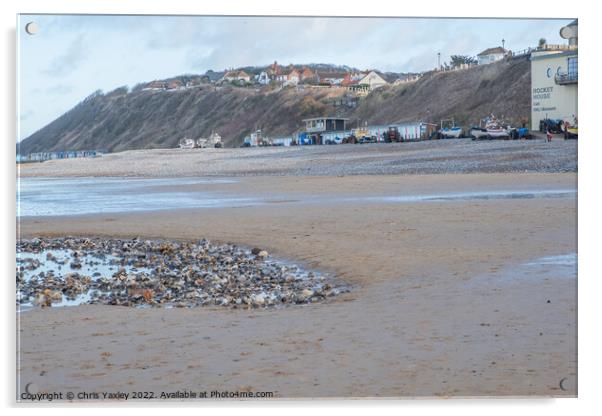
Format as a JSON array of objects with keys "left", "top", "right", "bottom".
[
  {"left": 441, "top": 126, "right": 463, "bottom": 138},
  {"left": 469, "top": 126, "right": 489, "bottom": 139},
  {"left": 439, "top": 119, "right": 463, "bottom": 139},
  {"left": 485, "top": 125, "right": 509, "bottom": 139},
  {"left": 178, "top": 137, "right": 195, "bottom": 149},
  {"left": 209, "top": 132, "right": 223, "bottom": 148},
  {"left": 243, "top": 130, "right": 273, "bottom": 147},
  {"left": 471, "top": 115, "right": 510, "bottom": 140},
  {"left": 196, "top": 132, "right": 223, "bottom": 148}
]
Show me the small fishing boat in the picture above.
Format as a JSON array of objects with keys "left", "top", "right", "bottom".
[
  {"left": 471, "top": 115, "right": 510, "bottom": 140},
  {"left": 488, "top": 115, "right": 510, "bottom": 139},
  {"left": 195, "top": 138, "right": 208, "bottom": 148},
  {"left": 441, "top": 126, "right": 463, "bottom": 138},
  {"left": 178, "top": 137, "right": 195, "bottom": 149},
  {"left": 439, "top": 119, "right": 463, "bottom": 139},
  {"left": 196, "top": 132, "right": 222, "bottom": 148},
  {"left": 244, "top": 130, "right": 272, "bottom": 146},
  {"left": 469, "top": 126, "right": 489, "bottom": 140},
  {"left": 209, "top": 132, "right": 223, "bottom": 148},
  {"left": 485, "top": 125, "right": 509, "bottom": 139}
]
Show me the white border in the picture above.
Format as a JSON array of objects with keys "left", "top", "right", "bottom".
[{"left": 2, "top": 0, "right": 600, "bottom": 414}]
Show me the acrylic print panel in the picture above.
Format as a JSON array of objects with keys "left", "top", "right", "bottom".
[{"left": 16, "top": 14, "right": 577, "bottom": 401}]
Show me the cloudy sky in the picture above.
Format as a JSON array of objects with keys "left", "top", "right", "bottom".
[{"left": 18, "top": 14, "right": 572, "bottom": 140}]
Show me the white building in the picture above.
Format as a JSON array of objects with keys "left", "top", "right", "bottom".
[
  {"left": 358, "top": 71, "right": 388, "bottom": 90},
  {"left": 275, "top": 68, "right": 300, "bottom": 85},
  {"left": 257, "top": 71, "right": 270, "bottom": 85},
  {"left": 477, "top": 47, "right": 507, "bottom": 65},
  {"left": 530, "top": 20, "right": 578, "bottom": 130},
  {"left": 221, "top": 70, "right": 251, "bottom": 84}
]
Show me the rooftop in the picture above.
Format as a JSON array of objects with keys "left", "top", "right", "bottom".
[
  {"left": 530, "top": 49, "right": 578, "bottom": 61},
  {"left": 477, "top": 47, "right": 507, "bottom": 56},
  {"left": 302, "top": 117, "right": 350, "bottom": 122}
]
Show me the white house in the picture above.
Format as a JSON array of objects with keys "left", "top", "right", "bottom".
[
  {"left": 221, "top": 70, "right": 251, "bottom": 83},
  {"left": 477, "top": 47, "right": 507, "bottom": 65},
  {"left": 276, "top": 68, "right": 300, "bottom": 85},
  {"left": 257, "top": 71, "right": 271, "bottom": 85},
  {"left": 358, "top": 71, "right": 388, "bottom": 90}
]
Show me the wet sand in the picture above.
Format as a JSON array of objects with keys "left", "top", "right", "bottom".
[{"left": 17, "top": 173, "right": 577, "bottom": 398}]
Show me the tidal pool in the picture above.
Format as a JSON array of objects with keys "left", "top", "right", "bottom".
[{"left": 17, "top": 237, "right": 349, "bottom": 310}]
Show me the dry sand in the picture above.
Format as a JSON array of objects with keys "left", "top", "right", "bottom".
[{"left": 17, "top": 172, "right": 577, "bottom": 399}]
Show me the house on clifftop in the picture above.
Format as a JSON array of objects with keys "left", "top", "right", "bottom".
[
  {"left": 477, "top": 47, "right": 507, "bottom": 65},
  {"left": 221, "top": 70, "right": 251, "bottom": 84},
  {"left": 358, "top": 71, "right": 388, "bottom": 90}
]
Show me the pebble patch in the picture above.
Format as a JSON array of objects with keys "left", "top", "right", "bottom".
[{"left": 16, "top": 237, "right": 349, "bottom": 309}]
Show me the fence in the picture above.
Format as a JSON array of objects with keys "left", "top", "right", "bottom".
[{"left": 512, "top": 44, "right": 577, "bottom": 59}]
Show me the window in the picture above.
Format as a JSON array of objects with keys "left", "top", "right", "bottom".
[{"left": 567, "top": 56, "right": 578, "bottom": 77}]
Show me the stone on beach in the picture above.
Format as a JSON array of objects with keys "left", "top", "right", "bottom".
[{"left": 17, "top": 237, "right": 349, "bottom": 309}]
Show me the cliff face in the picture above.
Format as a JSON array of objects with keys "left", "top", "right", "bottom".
[
  {"left": 18, "top": 57, "right": 530, "bottom": 153},
  {"left": 355, "top": 57, "right": 531, "bottom": 127}
]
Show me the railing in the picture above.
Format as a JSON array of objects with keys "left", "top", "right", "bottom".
[
  {"left": 435, "top": 63, "right": 477, "bottom": 73},
  {"left": 555, "top": 72, "right": 578, "bottom": 85},
  {"left": 512, "top": 44, "right": 577, "bottom": 58},
  {"left": 511, "top": 47, "right": 534, "bottom": 58},
  {"left": 540, "top": 44, "right": 578, "bottom": 51}
]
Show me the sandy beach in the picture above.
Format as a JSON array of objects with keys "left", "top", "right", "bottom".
[
  {"left": 13, "top": 9, "right": 584, "bottom": 405},
  {"left": 17, "top": 169, "right": 577, "bottom": 399}
]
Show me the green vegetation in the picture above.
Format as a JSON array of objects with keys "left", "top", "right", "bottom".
[{"left": 450, "top": 55, "right": 478, "bottom": 68}]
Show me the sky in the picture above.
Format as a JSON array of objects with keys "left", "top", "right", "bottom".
[{"left": 17, "top": 15, "right": 573, "bottom": 140}]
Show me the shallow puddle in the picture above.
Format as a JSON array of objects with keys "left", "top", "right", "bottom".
[
  {"left": 17, "top": 248, "right": 153, "bottom": 307},
  {"left": 465, "top": 252, "right": 577, "bottom": 289}
]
